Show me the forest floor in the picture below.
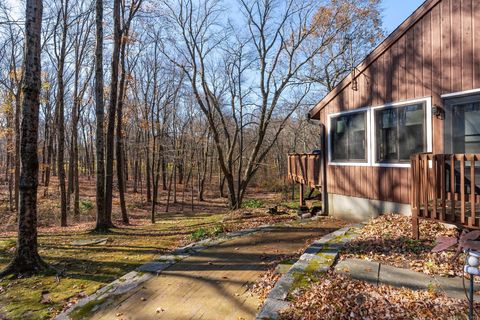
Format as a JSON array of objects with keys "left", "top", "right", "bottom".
[{"left": 0, "top": 177, "right": 298, "bottom": 320}]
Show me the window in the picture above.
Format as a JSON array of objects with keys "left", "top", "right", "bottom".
[
  {"left": 444, "top": 94, "right": 480, "bottom": 154},
  {"left": 330, "top": 111, "right": 367, "bottom": 162},
  {"left": 375, "top": 102, "right": 426, "bottom": 163},
  {"left": 444, "top": 94, "right": 480, "bottom": 193}
]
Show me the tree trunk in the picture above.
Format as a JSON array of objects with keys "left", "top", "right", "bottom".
[
  {"left": 198, "top": 134, "right": 209, "bottom": 201},
  {"left": 145, "top": 131, "right": 152, "bottom": 202},
  {"left": 116, "top": 25, "right": 129, "bottom": 225},
  {"left": 1, "top": 0, "right": 48, "bottom": 277},
  {"left": 14, "top": 91, "right": 20, "bottom": 212},
  {"left": 43, "top": 117, "right": 53, "bottom": 196},
  {"left": 104, "top": 0, "right": 121, "bottom": 223},
  {"left": 94, "top": 0, "right": 111, "bottom": 231},
  {"left": 56, "top": 0, "right": 69, "bottom": 228}
]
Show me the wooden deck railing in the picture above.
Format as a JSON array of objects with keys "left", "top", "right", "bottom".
[
  {"left": 411, "top": 153, "right": 480, "bottom": 238},
  {"left": 287, "top": 153, "right": 322, "bottom": 188}
]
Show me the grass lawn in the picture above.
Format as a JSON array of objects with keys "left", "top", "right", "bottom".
[{"left": 0, "top": 206, "right": 294, "bottom": 319}]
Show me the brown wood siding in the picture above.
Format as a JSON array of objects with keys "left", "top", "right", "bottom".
[{"left": 320, "top": 0, "right": 480, "bottom": 205}]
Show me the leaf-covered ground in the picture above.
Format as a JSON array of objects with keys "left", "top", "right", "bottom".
[
  {"left": 281, "top": 271, "right": 477, "bottom": 320},
  {"left": 259, "top": 214, "right": 479, "bottom": 319},
  {"left": 0, "top": 181, "right": 296, "bottom": 320},
  {"left": 343, "top": 214, "right": 462, "bottom": 277}
]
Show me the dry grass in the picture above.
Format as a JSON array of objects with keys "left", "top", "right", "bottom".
[{"left": 0, "top": 177, "right": 295, "bottom": 320}]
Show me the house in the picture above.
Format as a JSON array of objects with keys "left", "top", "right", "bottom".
[{"left": 288, "top": 0, "right": 480, "bottom": 234}]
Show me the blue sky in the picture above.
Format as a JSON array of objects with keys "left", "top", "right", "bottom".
[
  {"left": 381, "top": 0, "right": 426, "bottom": 33},
  {"left": 5, "top": 0, "right": 427, "bottom": 33}
]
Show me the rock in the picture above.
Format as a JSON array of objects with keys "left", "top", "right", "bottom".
[
  {"left": 71, "top": 238, "right": 109, "bottom": 246},
  {"left": 267, "top": 206, "right": 278, "bottom": 215}
]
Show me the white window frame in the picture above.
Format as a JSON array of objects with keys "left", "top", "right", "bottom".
[
  {"left": 327, "top": 107, "right": 371, "bottom": 167},
  {"left": 326, "top": 97, "right": 433, "bottom": 168},
  {"left": 371, "top": 97, "right": 432, "bottom": 168},
  {"left": 441, "top": 88, "right": 480, "bottom": 99}
]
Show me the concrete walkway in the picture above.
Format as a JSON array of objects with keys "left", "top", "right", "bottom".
[
  {"left": 89, "top": 219, "right": 344, "bottom": 320},
  {"left": 336, "top": 258, "right": 479, "bottom": 301}
]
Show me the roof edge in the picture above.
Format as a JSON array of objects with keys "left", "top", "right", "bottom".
[{"left": 309, "top": 0, "right": 441, "bottom": 119}]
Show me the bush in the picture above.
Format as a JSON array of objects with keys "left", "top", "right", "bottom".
[
  {"left": 281, "top": 200, "right": 298, "bottom": 210},
  {"left": 190, "top": 224, "right": 225, "bottom": 241},
  {"left": 242, "top": 199, "right": 264, "bottom": 209},
  {"left": 211, "top": 224, "right": 224, "bottom": 236},
  {"left": 80, "top": 199, "right": 94, "bottom": 211},
  {"left": 191, "top": 228, "right": 208, "bottom": 241}
]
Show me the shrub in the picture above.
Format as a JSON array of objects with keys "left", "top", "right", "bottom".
[
  {"left": 190, "top": 224, "right": 225, "bottom": 241},
  {"left": 211, "top": 224, "right": 224, "bottom": 236},
  {"left": 80, "top": 199, "right": 94, "bottom": 211},
  {"left": 191, "top": 228, "right": 208, "bottom": 241},
  {"left": 242, "top": 199, "right": 264, "bottom": 209}
]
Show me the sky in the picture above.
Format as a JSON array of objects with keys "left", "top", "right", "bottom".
[
  {"left": 381, "top": 0, "right": 426, "bottom": 34},
  {"left": 5, "top": 0, "right": 426, "bottom": 32}
]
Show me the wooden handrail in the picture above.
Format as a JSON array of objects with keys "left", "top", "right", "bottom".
[
  {"left": 411, "top": 153, "right": 480, "bottom": 237},
  {"left": 287, "top": 153, "right": 322, "bottom": 189}
]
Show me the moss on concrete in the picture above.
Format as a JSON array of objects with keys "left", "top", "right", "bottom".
[{"left": 70, "top": 297, "right": 108, "bottom": 320}]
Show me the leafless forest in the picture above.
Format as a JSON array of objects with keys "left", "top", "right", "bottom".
[{"left": 0, "top": 0, "right": 382, "bottom": 229}]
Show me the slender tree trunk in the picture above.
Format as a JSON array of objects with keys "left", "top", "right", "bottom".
[
  {"left": 70, "top": 83, "right": 80, "bottom": 218},
  {"left": 44, "top": 121, "right": 53, "bottom": 195},
  {"left": 161, "top": 151, "right": 167, "bottom": 190},
  {"left": 14, "top": 91, "right": 20, "bottom": 212},
  {"left": 94, "top": 0, "right": 111, "bottom": 231},
  {"left": 145, "top": 131, "right": 152, "bottom": 202},
  {"left": 198, "top": 133, "right": 209, "bottom": 201},
  {"left": 104, "top": 0, "right": 121, "bottom": 223},
  {"left": 133, "top": 132, "right": 140, "bottom": 193},
  {"left": 56, "top": 0, "right": 69, "bottom": 227},
  {"left": 1, "top": 0, "right": 48, "bottom": 277},
  {"left": 5, "top": 94, "right": 14, "bottom": 211},
  {"left": 165, "top": 164, "right": 174, "bottom": 213},
  {"left": 116, "top": 26, "right": 129, "bottom": 225}
]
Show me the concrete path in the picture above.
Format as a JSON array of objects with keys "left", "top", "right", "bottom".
[
  {"left": 336, "top": 258, "right": 479, "bottom": 301},
  {"left": 90, "top": 219, "right": 344, "bottom": 320}
]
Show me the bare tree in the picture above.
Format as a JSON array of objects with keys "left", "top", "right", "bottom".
[
  {"left": 163, "top": 0, "right": 358, "bottom": 208},
  {"left": 115, "top": 0, "right": 143, "bottom": 225},
  {"left": 94, "top": 0, "right": 111, "bottom": 231},
  {"left": 54, "top": 0, "right": 70, "bottom": 227},
  {"left": 0, "top": 0, "right": 48, "bottom": 277}
]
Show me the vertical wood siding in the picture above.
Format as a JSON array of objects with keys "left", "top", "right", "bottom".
[{"left": 321, "top": 0, "right": 479, "bottom": 204}]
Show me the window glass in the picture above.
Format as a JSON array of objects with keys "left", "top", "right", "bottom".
[
  {"left": 375, "top": 103, "right": 426, "bottom": 163},
  {"left": 331, "top": 111, "right": 366, "bottom": 162},
  {"left": 452, "top": 103, "right": 480, "bottom": 154}
]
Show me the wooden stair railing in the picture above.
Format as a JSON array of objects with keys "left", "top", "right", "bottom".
[
  {"left": 287, "top": 153, "right": 323, "bottom": 208},
  {"left": 411, "top": 153, "right": 480, "bottom": 239}
]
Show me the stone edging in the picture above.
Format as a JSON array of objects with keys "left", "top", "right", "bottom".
[
  {"left": 55, "top": 224, "right": 273, "bottom": 320},
  {"left": 256, "top": 223, "right": 363, "bottom": 320}
]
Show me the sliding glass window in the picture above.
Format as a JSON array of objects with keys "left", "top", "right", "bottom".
[
  {"left": 330, "top": 111, "right": 367, "bottom": 162},
  {"left": 375, "top": 102, "right": 426, "bottom": 163}
]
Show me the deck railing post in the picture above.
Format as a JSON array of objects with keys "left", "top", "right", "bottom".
[
  {"left": 299, "top": 183, "right": 305, "bottom": 207},
  {"left": 411, "top": 154, "right": 420, "bottom": 239}
]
